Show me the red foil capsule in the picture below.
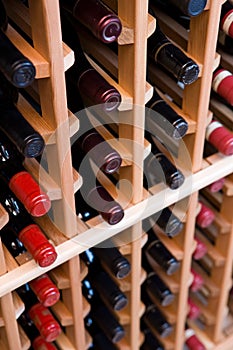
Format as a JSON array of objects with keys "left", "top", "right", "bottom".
[
  {"left": 193, "top": 236, "right": 207, "bottom": 260},
  {"left": 29, "top": 303, "right": 61, "bottom": 343},
  {"left": 185, "top": 328, "right": 206, "bottom": 350},
  {"left": 221, "top": 9, "right": 233, "bottom": 38},
  {"left": 32, "top": 336, "right": 57, "bottom": 350},
  {"left": 9, "top": 171, "right": 51, "bottom": 217},
  {"left": 212, "top": 68, "right": 233, "bottom": 105},
  {"left": 187, "top": 298, "right": 201, "bottom": 320},
  {"left": 30, "top": 274, "right": 60, "bottom": 307},
  {"left": 196, "top": 202, "right": 215, "bottom": 228},
  {"left": 18, "top": 224, "right": 57, "bottom": 267},
  {"left": 190, "top": 268, "right": 204, "bottom": 292},
  {"left": 206, "top": 120, "right": 233, "bottom": 156},
  {"left": 207, "top": 177, "right": 225, "bottom": 192}
]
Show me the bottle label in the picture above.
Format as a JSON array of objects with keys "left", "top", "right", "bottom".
[
  {"left": 212, "top": 69, "right": 232, "bottom": 92},
  {"left": 206, "top": 121, "right": 222, "bottom": 140},
  {"left": 222, "top": 10, "right": 233, "bottom": 35}
]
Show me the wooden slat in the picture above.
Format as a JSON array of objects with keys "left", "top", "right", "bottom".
[{"left": 0, "top": 206, "right": 8, "bottom": 230}]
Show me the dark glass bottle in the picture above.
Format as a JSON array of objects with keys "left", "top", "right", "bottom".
[
  {"left": 146, "top": 88, "right": 188, "bottom": 140},
  {"left": 0, "top": 131, "right": 50, "bottom": 216},
  {"left": 144, "top": 132, "right": 185, "bottom": 190},
  {"left": 140, "top": 327, "right": 165, "bottom": 350},
  {"left": 151, "top": 0, "right": 207, "bottom": 17},
  {"left": 143, "top": 228, "right": 180, "bottom": 275},
  {"left": 143, "top": 271, "right": 175, "bottom": 307},
  {"left": 147, "top": 23, "right": 199, "bottom": 85},
  {"left": 91, "top": 244, "right": 131, "bottom": 279},
  {"left": 82, "top": 279, "right": 125, "bottom": 343},
  {"left": 73, "top": 151, "right": 124, "bottom": 225},
  {"left": 220, "top": 2, "right": 233, "bottom": 39},
  {"left": 149, "top": 206, "right": 184, "bottom": 238},
  {"left": 16, "top": 284, "right": 61, "bottom": 342},
  {"left": 18, "top": 312, "right": 58, "bottom": 350},
  {"left": 0, "top": 0, "right": 35, "bottom": 87},
  {"left": 61, "top": 12, "right": 121, "bottom": 112},
  {"left": 60, "top": 0, "right": 122, "bottom": 43},
  {"left": 80, "top": 249, "right": 128, "bottom": 311},
  {"left": 141, "top": 290, "right": 173, "bottom": 338},
  {"left": 85, "top": 316, "right": 117, "bottom": 350},
  {"left": 0, "top": 182, "right": 57, "bottom": 267}
]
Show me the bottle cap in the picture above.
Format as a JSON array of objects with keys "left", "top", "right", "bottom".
[
  {"left": 213, "top": 69, "right": 233, "bottom": 106},
  {"left": 32, "top": 336, "right": 57, "bottom": 350},
  {"left": 208, "top": 177, "right": 225, "bottom": 192},
  {"left": 178, "top": 60, "right": 199, "bottom": 85},
  {"left": 22, "top": 134, "right": 45, "bottom": 158},
  {"left": 193, "top": 236, "right": 207, "bottom": 260},
  {"left": 29, "top": 303, "right": 61, "bottom": 343},
  {"left": 10, "top": 59, "right": 36, "bottom": 88},
  {"left": 168, "top": 171, "right": 185, "bottom": 190},
  {"left": 166, "top": 259, "right": 180, "bottom": 275},
  {"left": 97, "top": 14, "right": 122, "bottom": 43},
  {"left": 173, "top": 119, "right": 189, "bottom": 139},
  {"left": 101, "top": 203, "right": 124, "bottom": 225},
  {"left": 113, "top": 293, "right": 128, "bottom": 311},
  {"left": 190, "top": 269, "right": 204, "bottom": 292},
  {"left": 196, "top": 202, "right": 215, "bottom": 228},
  {"left": 166, "top": 218, "right": 184, "bottom": 238},
  {"left": 208, "top": 123, "right": 233, "bottom": 156},
  {"left": 187, "top": 298, "right": 201, "bottom": 320},
  {"left": 112, "top": 326, "right": 125, "bottom": 343},
  {"left": 96, "top": 86, "right": 122, "bottom": 112},
  {"left": 9, "top": 171, "right": 51, "bottom": 217},
  {"left": 185, "top": 332, "right": 206, "bottom": 350},
  {"left": 186, "top": 0, "right": 207, "bottom": 16},
  {"left": 112, "top": 257, "right": 131, "bottom": 279},
  {"left": 30, "top": 274, "right": 60, "bottom": 307},
  {"left": 18, "top": 224, "right": 57, "bottom": 267}
]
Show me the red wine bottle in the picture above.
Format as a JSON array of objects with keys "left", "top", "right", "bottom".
[
  {"left": 91, "top": 244, "right": 131, "bottom": 279},
  {"left": 85, "top": 316, "right": 117, "bottom": 350},
  {"left": 82, "top": 279, "right": 125, "bottom": 343},
  {"left": 190, "top": 268, "right": 204, "bottom": 292},
  {"left": 196, "top": 201, "right": 215, "bottom": 228},
  {"left": 187, "top": 297, "right": 201, "bottom": 320},
  {"left": 151, "top": 0, "right": 206, "bottom": 17},
  {"left": 16, "top": 284, "right": 61, "bottom": 342},
  {"left": 60, "top": 0, "right": 122, "bottom": 43},
  {"left": 205, "top": 120, "right": 233, "bottom": 156},
  {"left": 143, "top": 271, "right": 175, "bottom": 307},
  {"left": 18, "top": 312, "right": 58, "bottom": 350},
  {"left": 146, "top": 88, "right": 188, "bottom": 140},
  {"left": 212, "top": 66, "right": 233, "bottom": 107},
  {"left": 73, "top": 152, "right": 124, "bottom": 225},
  {"left": 141, "top": 289, "right": 173, "bottom": 338},
  {"left": 185, "top": 325, "right": 206, "bottom": 350},
  {"left": 193, "top": 235, "right": 207, "bottom": 260},
  {"left": 81, "top": 250, "right": 128, "bottom": 311},
  {"left": 29, "top": 274, "right": 60, "bottom": 308},
  {"left": 0, "top": 132, "right": 50, "bottom": 216},
  {"left": 0, "top": 0, "right": 36, "bottom": 87},
  {"left": 220, "top": 2, "right": 233, "bottom": 39},
  {"left": 61, "top": 12, "right": 121, "bottom": 112},
  {"left": 0, "top": 184, "right": 57, "bottom": 267},
  {"left": 145, "top": 132, "right": 185, "bottom": 190},
  {"left": 140, "top": 327, "right": 164, "bottom": 350},
  {"left": 143, "top": 228, "right": 180, "bottom": 275},
  {"left": 147, "top": 23, "right": 199, "bottom": 85}
]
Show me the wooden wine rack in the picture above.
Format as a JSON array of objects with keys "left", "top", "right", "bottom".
[{"left": 0, "top": 0, "right": 233, "bottom": 349}]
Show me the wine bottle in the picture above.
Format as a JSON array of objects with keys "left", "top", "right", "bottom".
[
  {"left": 80, "top": 250, "right": 128, "bottom": 311},
  {"left": 82, "top": 279, "right": 125, "bottom": 343},
  {"left": 141, "top": 289, "right": 173, "bottom": 338},
  {"left": 140, "top": 327, "right": 164, "bottom": 350},
  {"left": 193, "top": 235, "right": 207, "bottom": 260},
  {"left": 29, "top": 274, "right": 60, "bottom": 308},
  {"left": 185, "top": 325, "right": 206, "bottom": 350},
  {"left": 220, "top": 2, "right": 233, "bottom": 39},
  {"left": 143, "top": 228, "right": 180, "bottom": 275},
  {"left": 207, "top": 177, "right": 225, "bottom": 193},
  {"left": 0, "top": 184, "right": 57, "bottom": 267},
  {"left": 143, "top": 271, "right": 175, "bottom": 307},
  {"left": 59, "top": 0, "right": 122, "bottom": 43},
  {"left": 149, "top": 206, "right": 184, "bottom": 238},
  {"left": 205, "top": 120, "right": 233, "bottom": 156},
  {"left": 146, "top": 88, "right": 188, "bottom": 140},
  {"left": 85, "top": 316, "right": 117, "bottom": 350},
  {"left": 144, "top": 132, "right": 185, "bottom": 190},
  {"left": 0, "top": 132, "right": 50, "bottom": 216},
  {"left": 0, "top": 0, "right": 36, "bottom": 87},
  {"left": 61, "top": 12, "right": 121, "bottom": 112},
  {"left": 187, "top": 297, "right": 201, "bottom": 320},
  {"left": 190, "top": 268, "right": 204, "bottom": 292},
  {"left": 196, "top": 201, "right": 215, "bottom": 228},
  {"left": 212, "top": 66, "right": 233, "bottom": 106},
  {"left": 91, "top": 244, "right": 131, "bottom": 279},
  {"left": 18, "top": 312, "right": 58, "bottom": 350},
  {"left": 147, "top": 23, "right": 199, "bottom": 85},
  {"left": 16, "top": 284, "right": 61, "bottom": 342},
  {"left": 73, "top": 152, "right": 124, "bottom": 225}
]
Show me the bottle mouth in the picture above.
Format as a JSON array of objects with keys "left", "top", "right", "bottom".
[
  {"left": 113, "top": 259, "right": 131, "bottom": 279},
  {"left": 113, "top": 294, "right": 128, "bottom": 311},
  {"left": 101, "top": 153, "right": 122, "bottom": 174},
  {"left": 10, "top": 59, "right": 36, "bottom": 88},
  {"left": 97, "top": 14, "right": 122, "bottom": 43},
  {"left": 23, "top": 134, "right": 45, "bottom": 158},
  {"left": 168, "top": 171, "right": 185, "bottom": 190},
  {"left": 178, "top": 61, "right": 199, "bottom": 85},
  {"left": 166, "top": 219, "right": 184, "bottom": 238},
  {"left": 173, "top": 120, "right": 189, "bottom": 139},
  {"left": 98, "top": 88, "right": 122, "bottom": 112}
]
